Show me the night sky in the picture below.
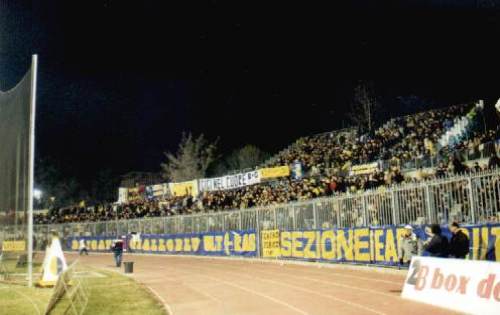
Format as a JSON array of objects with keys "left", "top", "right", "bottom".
[{"left": 1, "top": 0, "right": 500, "bottom": 187}]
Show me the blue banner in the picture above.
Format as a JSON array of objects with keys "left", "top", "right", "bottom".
[
  {"left": 68, "top": 230, "right": 257, "bottom": 257},
  {"left": 66, "top": 224, "right": 500, "bottom": 265},
  {"left": 269, "top": 224, "right": 500, "bottom": 265}
]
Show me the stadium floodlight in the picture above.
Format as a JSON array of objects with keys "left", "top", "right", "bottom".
[{"left": 34, "top": 189, "right": 42, "bottom": 200}]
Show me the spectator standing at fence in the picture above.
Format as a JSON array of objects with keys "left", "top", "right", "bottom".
[
  {"left": 435, "top": 162, "right": 447, "bottom": 177},
  {"left": 79, "top": 238, "right": 88, "bottom": 256},
  {"left": 423, "top": 224, "right": 449, "bottom": 258},
  {"left": 473, "top": 162, "right": 481, "bottom": 173},
  {"left": 451, "top": 156, "right": 467, "bottom": 174},
  {"left": 398, "top": 225, "right": 418, "bottom": 265},
  {"left": 111, "top": 239, "right": 124, "bottom": 267},
  {"left": 488, "top": 154, "right": 500, "bottom": 169},
  {"left": 448, "top": 222, "right": 470, "bottom": 259}
]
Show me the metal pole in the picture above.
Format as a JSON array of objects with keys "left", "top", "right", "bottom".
[
  {"left": 424, "top": 185, "right": 432, "bottom": 224},
  {"left": 390, "top": 190, "right": 397, "bottom": 225},
  {"left": 362, "top": 196, "right": 368, "bottom": 226},
  {"left": 27, "top": 54, "right": 38, "bottom": 287},
  {"left": 255, "top": 208, "right": 261, "bottom": 258},
  {"left": 273, "top": 207, "right": 278, "bottom": 230},
  {"left": 15, "top": 134, "right": 21, "bottom": 234},
  {"left": 467, "top": 178, "right": 476, "bottom": 224},
  {"left": 312, "top": 203, "right": 318, "bottom": 229},
  {"left": 238, "top": 212, "right": 242, "bottom": 230},
  {"left": 335, "top": 199, "right": 341, "bottom": 228}
]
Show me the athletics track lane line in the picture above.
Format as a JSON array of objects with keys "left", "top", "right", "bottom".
[
  {"left": 74, "top": 253, "right": 392, "bottom": 315},
  {"left": 138, "top": 265, "right": 228, "bottom": 315},
  {"left": 160, "top": 260, "right": 387, "bottom": 315},
  {"left": 204, "top": 258, "right": 403, "bottom": 286},
  {"left": 167, "top": 258, "right": 458, "bottom": 315},
  {"left": 203, "top": 260, "right": 399, "bottom": 299},
  {"left": 144, "top": 264, "right": 309, "bottom": 315},
  {"left": 72, "top": 254, "right": 458, "bottom": 315}
]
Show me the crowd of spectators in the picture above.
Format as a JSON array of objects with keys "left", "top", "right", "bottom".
[
  {"left": 33, "top": 104, "right": 500, "bottom": 225},
  {"left": 34, "top": 155, "right": 500, "bottom": 225},
  {"left": 268, "top": 105, "right": 471, "bottom": 176}
]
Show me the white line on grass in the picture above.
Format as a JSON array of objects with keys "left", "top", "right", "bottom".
[
  {"left": 146, "top": 285, "right": 174, "bottom": 315},
  {"left": 11, "top": 287, "right": 41, "bottom": 315}
]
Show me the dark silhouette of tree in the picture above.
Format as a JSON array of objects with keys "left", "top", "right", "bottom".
[
  {"left": 161, "top": 132, "right": 218, "bottom": 182},
  {"left": 90, "top": 169, "right": 120, "bottom": 204},
  {"left": 35, "top": 158, "right": 86, "bottom": 208},
  {"left": 347, "top": 81, "right": 380, "bottom": 134},
  {"left": 213, "top": 145, "right": 269, "bottom": 176}
]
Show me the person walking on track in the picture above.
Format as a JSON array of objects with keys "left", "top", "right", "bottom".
[
  {"left": 79, "top": 238, "right": 88, "bottom": 256},
  {"left": 112, "top": 239, "right": 124, "bottom": 267}
]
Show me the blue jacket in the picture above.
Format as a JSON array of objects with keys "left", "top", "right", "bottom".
[{"left": 112, "top": 241, "right": 124, "bottom": 254}]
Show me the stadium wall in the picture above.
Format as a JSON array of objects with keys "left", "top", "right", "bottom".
[{"left": 65, "top": 223, "right": 500, "bottom": 266}]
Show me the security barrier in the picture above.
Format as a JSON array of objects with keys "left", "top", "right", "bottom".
[
  {"left": 33, "top": 168, "right": 500, "bottom": 266},
  {"left": 261, "top": 224, "right": 500, "bottom": 264},
  {"left": 62, "top": 224, "right": 500, "bottom": 265}
]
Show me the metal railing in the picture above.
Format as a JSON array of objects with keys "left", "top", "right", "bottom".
[
  {"left": 378, "top": 140, "right": 499, "bottom": 172},
  {"left": 33, "top": 168, "right": 500, "bottom": 250}
]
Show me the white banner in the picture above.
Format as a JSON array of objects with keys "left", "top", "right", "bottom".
[
  {"left": 402, "top": 256, "right": 500, "bottom": 315},
  {"left": 152, "top": 184, "right": 167, "bottom": 197},
  {"left": 145, "top": 183, "right": 168, "bottom": 199},
  {"left": 199, "top": 170, "right": 260, "bottom": 192},
  {"left": 118, "top": 187, "right": 128, "bottom": 204}
]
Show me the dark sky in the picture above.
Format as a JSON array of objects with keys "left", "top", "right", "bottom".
[{"left": 1, "top": 0, "right": 500, "bottom": 186}]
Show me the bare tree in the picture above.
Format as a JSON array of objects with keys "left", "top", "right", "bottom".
[
  {"left": 226, "top": 145, "right": 270, "bottom": 171},
  {"left": 161, "top": 132, "right": 218, "bottom": 182},
  {"left": 347, "top": 81, "right": 380, "bottom": 134},
  {"left": 211, "top": 145, "right": 269, "bottom": 176}
]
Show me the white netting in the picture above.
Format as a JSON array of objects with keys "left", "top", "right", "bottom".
[
  {"left": 0, "top": 70, "right": 32, "bottom": 215},
  {"left": 0, "top": 64, "right": 34, "bottom": 282}
]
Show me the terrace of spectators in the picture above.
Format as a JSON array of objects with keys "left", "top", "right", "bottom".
[{"left": 33, "top": 103, "right": 500, "bottom": 225}]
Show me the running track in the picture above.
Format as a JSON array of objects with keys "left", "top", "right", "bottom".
[{"left": 68, "top": 253, "right": 461, "bottom": 315}]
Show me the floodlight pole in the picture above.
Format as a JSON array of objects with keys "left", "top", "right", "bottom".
[{"left": 27, "top": 54, "right": 38, "bottom": 287}]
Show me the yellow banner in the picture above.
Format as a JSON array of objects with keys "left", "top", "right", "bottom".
[
  {"left": 261, "top": 230, "right": 281, "bottom": 258},
  {"left": 127, "top": 187, "right": 141, "bottom": 201},
  {"left": 350, "top": 162, "right": 378, "bottom": 175},
  {"left": 259, "top": 166, "right": 290, "bottom": 179},
  {"left": 2, "top": 240, "right": 26, "bottom": 252},
  {"left": 170, "top": 180, "right": 198, "bottom": 197}
]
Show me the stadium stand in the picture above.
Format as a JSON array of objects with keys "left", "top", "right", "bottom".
[{"left": 34, "top": 103, "right": 500, "bottom": 224}]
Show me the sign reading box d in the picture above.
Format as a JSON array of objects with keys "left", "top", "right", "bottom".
[{"left": 402, "top": 256, "right": 500, "bottom": 315}]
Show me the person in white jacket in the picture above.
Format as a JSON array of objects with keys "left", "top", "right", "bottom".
[
  {"left": 398, "top": 225, "right": 418, "bottom": 265},
  {"left": 79, "top": 238, "right": 88, "bottom": 256}
]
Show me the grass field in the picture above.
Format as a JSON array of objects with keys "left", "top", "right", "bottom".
[
  {"left": 1, "top": 260, "right": 42, "bottom": 272},
  {"left": 0, "top": 268, "right": 166, "bottom": 315}
]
